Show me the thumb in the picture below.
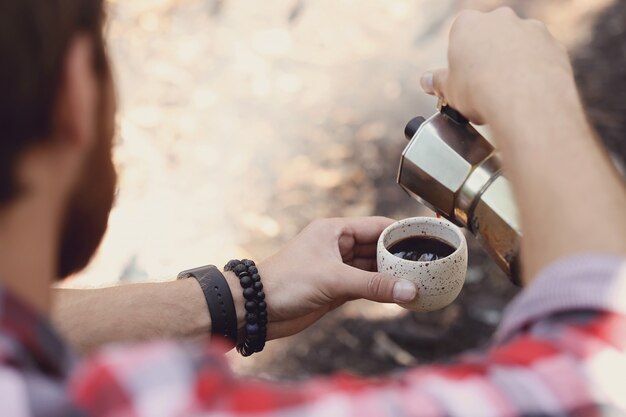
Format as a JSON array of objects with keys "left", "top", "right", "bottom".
[
  {"left": 421, "top": 68, "right": 448, "bottom": 98},
  {"left": 331, "top": 264, "right": 418, "bottom": 303}
]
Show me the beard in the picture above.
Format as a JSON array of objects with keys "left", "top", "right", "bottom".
[{"left": 56, "top": 78, "right": 117, "bottom": 279}]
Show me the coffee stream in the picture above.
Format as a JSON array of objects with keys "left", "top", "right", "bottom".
[{"left": 388, "top": 236, "right": 455, "bottom": 262}]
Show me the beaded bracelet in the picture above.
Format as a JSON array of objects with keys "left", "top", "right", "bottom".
[{"left": 224, "top": 259, "right": 267, "bottom": 356}]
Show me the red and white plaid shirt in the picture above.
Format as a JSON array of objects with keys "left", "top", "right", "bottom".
[{"left": 1, "top": 254, "right": 626, "bottom": 417}]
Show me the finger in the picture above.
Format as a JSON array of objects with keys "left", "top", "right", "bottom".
[
  {"left": 420, "top": 68, "right": 448, "bottom": 97},
  {"left": 353, "top": 243, "right": 377, "bottom": 258},
  {"left": 330, "top": 264, "right": 417, "bottom": 303},
  {"left": 525, "top": 18, "right": 547, "bottom": 31},
  {"left": 347, "top": 258, "right": 377, "bottom": 272},
  {"left": 333, "top": 216, "right": 395, "bottom": 245},
  {"left": 525, "top": 18, "right": 551, "bottom": 37}
]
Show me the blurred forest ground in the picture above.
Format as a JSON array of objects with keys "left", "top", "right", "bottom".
[{"left": 68, "top": 0, "right": 625, "bottom": 378}]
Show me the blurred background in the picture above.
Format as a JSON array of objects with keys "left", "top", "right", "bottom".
[{"left": 66, "top": 0, "right": 626, "bottom": 378}]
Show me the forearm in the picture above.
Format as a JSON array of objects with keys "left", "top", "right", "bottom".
[
  {"left": 485, "top": 79, "right": 626, "bottom": 283},
  {"left": 52, "top": 272, "right": 245, "bottom": 353}
]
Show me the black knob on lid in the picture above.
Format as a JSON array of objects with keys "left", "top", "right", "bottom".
[{"left": 404, "top": 116, "right": 426, "bottom": 140}]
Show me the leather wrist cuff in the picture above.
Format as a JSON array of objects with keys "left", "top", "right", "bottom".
[{"left": 177, "top": 265, "right": 237, "bottom": 346}]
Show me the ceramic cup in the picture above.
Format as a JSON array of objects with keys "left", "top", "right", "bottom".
[{"left": 377, "top": 217, "right": 468, "bottom": 312}]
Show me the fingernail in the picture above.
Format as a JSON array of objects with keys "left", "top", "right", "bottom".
[
  {"left": 420, "top": 72, "right": 434, "bottom": 94},
  {"left": 393, "top": 280, "right": 417, "bottom": 303}
]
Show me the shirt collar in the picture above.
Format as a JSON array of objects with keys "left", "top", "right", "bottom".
[{"left": 0, "top": 283, "right": 75, "bottom": 378}]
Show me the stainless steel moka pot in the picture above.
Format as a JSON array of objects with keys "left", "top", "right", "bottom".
[{"left": 398, "top": 103, "right": 523, "bottom": 285}]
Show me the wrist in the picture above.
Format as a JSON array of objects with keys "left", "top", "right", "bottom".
[
  {"left": 487, "top": 80, "right": 586, "bottom": 154},
  {"left": 223, "top": 270, "right": 247, "bottom": 340},
  {"left": 480, "top": 71, "right": 581, "bottom": 131},
  {"left": 178, "top": 279, "right": 213, "bottom": 337}
]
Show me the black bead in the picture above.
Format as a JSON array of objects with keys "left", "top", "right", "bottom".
[
  {"left": 251, "top": 274, "right": 261, "bottom": 282},
  {"left": 243, "top": 259, "right": 255, "bottom": 267},
  {"left": 233, "top": 264, "right": 246, "bottom": 275},
  {"left": 246, "top": 313, "right": 258, "bottom": 324},
  {"left": 257, "top": 301, "right": 267, "bottom": 310},
  {"left": 245, "top": 300, "right": 257, "bottom": 312},
  {"left": 258, "top": 311, "right": 267, "bottom": 319},
  {"left": 225, "top": 260, "right": 239, "bottom": 271},
  {"left": 258, "top": 317, "right": 267, "bottom": 325},
  {"left": 248, "top": 266, "right": 258, "bottom": 275},
  {"left": 247, "top": 333, "right": 259, "bottom": 342},
  {"left": 243, "top": 287, "right": 256, "bottom": 300},
  {"left": 239, "top": 275, "right": 252, "bottom": 288},
  {"left": 253, "top": 281, "right": 263, "bottom": 291},
  {"left": 246, "top": 323, "right": 259, "bottom": 335},
  {"left": 256, "top": 290, "right": 265, "bottom": 301}
]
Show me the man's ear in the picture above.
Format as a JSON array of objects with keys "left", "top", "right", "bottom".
[{"left": 53, "top": 35, "right": 98, "bottom": 151}]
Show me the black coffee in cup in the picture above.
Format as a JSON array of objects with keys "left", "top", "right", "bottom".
[{"left": 388, "top": 236, "right": 455, "bottom": 262}]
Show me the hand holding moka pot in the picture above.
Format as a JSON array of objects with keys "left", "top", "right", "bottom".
[{"left": 398, "top": 102, "right": 523, "bottom": 285}]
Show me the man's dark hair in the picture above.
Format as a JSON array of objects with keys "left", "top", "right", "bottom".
[{"left": 0, "top": 0, "right": 108, "bottom": 204}]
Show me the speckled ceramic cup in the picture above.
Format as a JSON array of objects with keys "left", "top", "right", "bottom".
[{"left": 377, "top": 217, "right": 468, "bottom": 312}]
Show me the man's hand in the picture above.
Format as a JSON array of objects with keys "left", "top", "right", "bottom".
[
  {"left": 420, "top": 7, "right": 576, "bottom": 125},
  {"left": 419, "top": 8, "right": 626, "bottom": 283},
  {"left": 257, "top": 217, "right": 417, "bottom": 340}
]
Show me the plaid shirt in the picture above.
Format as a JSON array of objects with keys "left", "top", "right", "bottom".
[{"left": 1, "top": 255, "right": 626, "bottom": 417}]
